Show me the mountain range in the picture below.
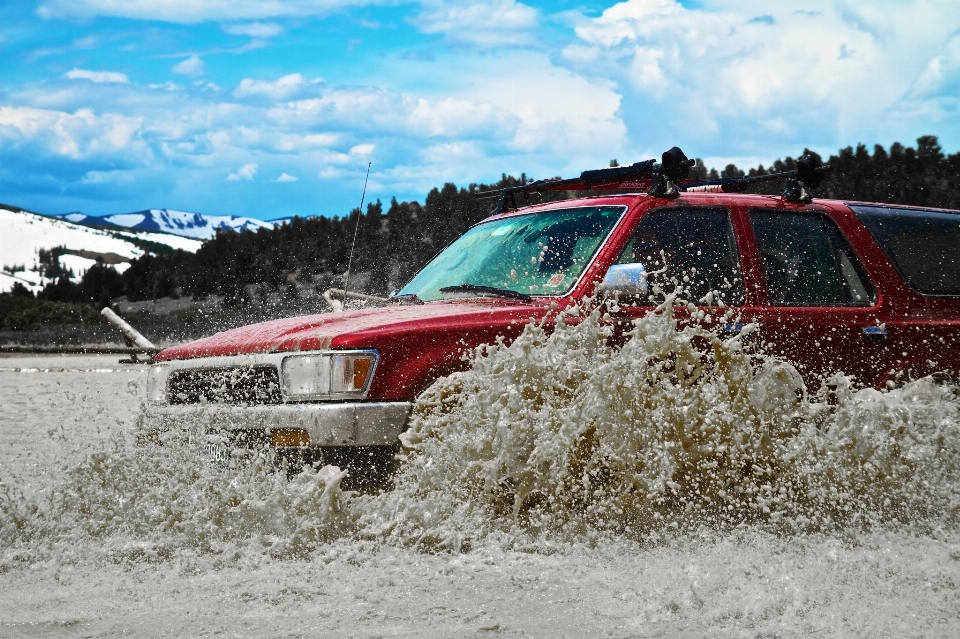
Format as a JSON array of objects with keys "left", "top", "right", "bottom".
[
  {"left": 1, "top": 206, "right": 204, "bottom": 294},
  {"left": 53, "top": 209, "right": 277, "bottom": 240}
]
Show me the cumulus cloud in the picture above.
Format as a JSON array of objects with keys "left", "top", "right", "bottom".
[
  {"left": 224, "top": 22, "right": 283, "bottom": 38},
  {"left": 270, "top": 89, "right": 519, "bottom": 141},
  {"left": 234, "top": 73, "right": 313, "bottom": 100},
  {"left": 0, "top": 106, "right": 145, "bottom": 160},
  {"left": 9, "top": 0, "right": 960, "bottom": 222},
  {"left": 172, "top": 55, "right": 206, "bottom": 76},
  {"left": 274, "top": 172, "right": 298, "bottom": 182},
  {"left": 227, "top": 162, "right": 258, "bottom": 181},
  {"left": 37, "top": 0, "right": 377, "bottom": 23},
  {"left": 274, "top": 132, "right": 338, "bottom": 152},
  {"left": 565, "top": 0, "right": 960, "bottom": 156},
  {"left": 350, "top": 143, "right": 374, "bottom": 155},
  {"left": 414, "top": 0, "right": 539, "bottom": 46},
  {"left": 64, "top": 68, "right": 129, "bottom": 83}
]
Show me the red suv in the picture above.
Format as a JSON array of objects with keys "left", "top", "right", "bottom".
[{"left": 144, "top": 154, "right": 960, "bottom": 482}]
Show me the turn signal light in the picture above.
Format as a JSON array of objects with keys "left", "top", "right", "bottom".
[
  {"left": 271, "top": 428, "right": 310, "bottom": 447},
  {"left": 352, "top": 357, "right": 372, "bottom": 390}
]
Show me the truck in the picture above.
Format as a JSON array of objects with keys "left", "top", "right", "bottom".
[{"left": 143, "top": 149, "right": 960, "bottom": 484}]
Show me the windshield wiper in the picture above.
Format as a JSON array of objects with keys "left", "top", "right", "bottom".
[{"left": 438, "top": 284, "right": 532, "bottom": 301}]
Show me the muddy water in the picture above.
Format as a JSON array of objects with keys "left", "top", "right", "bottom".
[{"left": 1, "top": 309, "right": 959, "bottom": 639}]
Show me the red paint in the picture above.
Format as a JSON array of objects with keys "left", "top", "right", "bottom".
[{"left": 156, "top": 193, "right": 960, "bottom": 395}]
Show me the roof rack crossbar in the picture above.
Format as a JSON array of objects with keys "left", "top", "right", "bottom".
[
  {"left": 476, "top": 159, "right": 657, "bottom": 201},
  {"left": 476, "top": 149, "right": 832, "bottom": 211},
  {"left": 681, "top": 153, "right": 832, "bottom": 203},
  {"left": 477, "top": 147, "right": 696, "bottom": 212}
]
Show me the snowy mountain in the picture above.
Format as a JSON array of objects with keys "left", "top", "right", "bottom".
[
  {"left": 52, "top": 209, "right": 275, "bottom": 240},
  {"left": 1, "top": 206, "right": 202, "bottom": 294}
]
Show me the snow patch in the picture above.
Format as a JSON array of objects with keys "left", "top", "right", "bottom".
[{"left": 0, "top": 207, "right": 201, "bottom": 293}]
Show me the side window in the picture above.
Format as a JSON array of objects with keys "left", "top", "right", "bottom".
[
  {"left": 750, "top": 210, "right": 875, "bottom": 306},
  {"left": 852, "top": 205, "right": 960, "bottom": 296},
  {"left": 616, "top": 208, "right": 744, "bottom": 305}
]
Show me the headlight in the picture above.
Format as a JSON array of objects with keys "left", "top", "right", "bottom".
[
  {"left": 146, "top": 363, "right": 170, "bottom": 404},
  {"left": 281, "top": 351, "right": 378, "bottom": 401}
]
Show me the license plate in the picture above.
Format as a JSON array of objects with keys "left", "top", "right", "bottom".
[{"left": 195, "top": 440, "right": 231, "bottom": 468}]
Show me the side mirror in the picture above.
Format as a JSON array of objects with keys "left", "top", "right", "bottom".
[{"left": 598, "top": 263, "right": 648, "bottom": 299}]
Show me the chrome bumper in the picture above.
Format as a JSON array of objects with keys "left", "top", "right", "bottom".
[{"left": 141, "top": 402, "right": 411, "bottom": 447}]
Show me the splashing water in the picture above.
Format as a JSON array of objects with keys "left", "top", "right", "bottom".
[
  {"left": 2, "top": 303, "right": 959, "bottom": 566},
  {"left": 0, "top": 429, "right": 352, "bottom": 567},
  {"left": 366, "top": 302, "right": 960, "bottom": 549}
]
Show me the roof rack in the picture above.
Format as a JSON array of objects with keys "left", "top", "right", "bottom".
[
  {"left": 477, "top": 147, "right": 831, "bottom": 212},
  {"left": 681, "top": 153, "right": 831, "bottom": 204}
]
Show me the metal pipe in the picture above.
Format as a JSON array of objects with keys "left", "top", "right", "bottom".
[
  {"left": 322, "top": 288, "right": 390, "bottom": 306},
  {"left": 1, "top": 345, "right": 159, "bottom": 355},
  {"left": 100, "top": 307, "right": 157, "bottom": 350}
]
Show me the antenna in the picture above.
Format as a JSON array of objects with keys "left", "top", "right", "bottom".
[{"left": 343, "top": 161, "right": 371, "bottom": 299}]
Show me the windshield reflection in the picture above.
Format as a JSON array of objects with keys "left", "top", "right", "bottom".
[{"left": 397, "top": 206, "right": 626, "bottom": 302}]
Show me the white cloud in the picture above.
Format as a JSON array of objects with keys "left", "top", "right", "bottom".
[
  {"left": 38, "top": 0, "right": 378, "bottom": 23},
  {"left": 274, "top": 172, "right": 298, "bottom": 182},
  {"left": 270, "top": 89, "right": 518, "bottom": 140},
  {"left": 224, "top": 22, "right": 283, "bottom": 38},
  {"left": 193, "top": 80, "right": 220, "bottom": 91},
  {"left": 64, "top": 68, "right": 129, "bottom": 83},
  {"left": 0, "top": 106, "right": 146, "bottom": 160},
  {"left": 28, "top": 35, "right": 98, "bottom": 62},
  {"left": 566, "top": 0, "right": 960, "bottom": 155},
  {"left": 274, "top": 132, "right": 338, "bottom": 151},
  {"left": 81, "top": 169, "right": 135, "bottom": 184},
  {"left": 415, "top": 0, "right": 539, "bottom": 46},
  {"left": 458, "top": 54, "right": 626, "bottom": 160},
  {"left": 227, "top": 162, "right": 258, "bottom": 181},
  {"left": 350, "top": 143, "right": 374, "bottom": 155},
  {"left": 234, "top": 73, "right": 312, "bottom": 100},
  {"left": 172, "top": 55, "right": 206, "bottom": 76}
]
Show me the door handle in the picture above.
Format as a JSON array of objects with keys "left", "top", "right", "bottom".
[
  {"left": 862, "top": 325, "right": 888, "bottom": 343},
  {"left": 723, "top": 323, "right": 747, "bottom": 334}
]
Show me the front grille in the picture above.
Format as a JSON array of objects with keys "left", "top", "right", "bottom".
[{"left": 167, "top": 366, "right": 282, "bottom": 405}]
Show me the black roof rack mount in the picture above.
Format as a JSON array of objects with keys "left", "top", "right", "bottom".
[{"left": 476, "top": 148, "right": 831, "bottom": 212}]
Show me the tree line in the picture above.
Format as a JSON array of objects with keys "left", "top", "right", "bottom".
[{"left": 10, "top": 134, "right": 960, "bottom": 310}]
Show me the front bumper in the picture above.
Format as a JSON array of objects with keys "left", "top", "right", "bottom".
[{"left": 141, "top": 401, "right": 411, "bottom": 447}]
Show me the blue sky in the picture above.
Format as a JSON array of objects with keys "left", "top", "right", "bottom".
[{"left": 2, "top": 0, "right": 960, "bottom": 221}]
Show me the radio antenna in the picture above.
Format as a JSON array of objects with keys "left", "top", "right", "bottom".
[{"left": 343, "top": 161, "right": 371, "bottom": 299}]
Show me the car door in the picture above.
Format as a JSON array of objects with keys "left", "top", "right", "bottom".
[
  {"left": 741, "top": 205, "right": 891, "bottom": 390},
  {"left": 603, "top": 205, "right": 749, "bottom": 335}
]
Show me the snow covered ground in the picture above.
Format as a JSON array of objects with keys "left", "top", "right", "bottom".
[
  {"left": 54, "top": 208, "right": 275, "bottom": 240},
  {"left": 1, "top": 310, "right": 959, "bottom": 638},
  {"left": 0, "top": 208, "right": 202, "bottom": 293}
]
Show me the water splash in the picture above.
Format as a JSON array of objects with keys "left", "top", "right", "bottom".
[
  {"left": 366, "top": 302, "right": 960, "bottom": 549},
  {"left": 1, "top": 431, "right": 352, "bottom": 566},
  {"left": 2, "top": 302, "right": 959, "bottom": 564}
]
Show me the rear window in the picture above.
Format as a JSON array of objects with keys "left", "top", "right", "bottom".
[
  {"left": 852, "top": 205, "right": 960, "bottom": 297},
  {"left": 750, "top": 210, "right": 875, "bottom": 307}
]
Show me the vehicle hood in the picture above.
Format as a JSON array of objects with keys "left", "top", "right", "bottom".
[{"left": 155, "top": 299, "right": 548, "bottom": 361}]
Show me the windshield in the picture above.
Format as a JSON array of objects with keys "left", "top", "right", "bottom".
[{"left": 397, "top": 206, "right": 626, "bottom": 302}]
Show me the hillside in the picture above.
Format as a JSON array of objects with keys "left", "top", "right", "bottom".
[{"left": 0, "top": 206, "right": 202, "bottom": 294}]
